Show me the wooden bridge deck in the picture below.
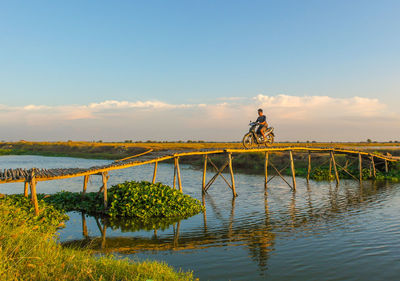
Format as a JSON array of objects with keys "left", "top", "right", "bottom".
[
  {"left": 0, "top": 146, "right": 398, "bottom": 184},
  {"left": 1, "top": 146, "right": 398, "bottom": 215}
]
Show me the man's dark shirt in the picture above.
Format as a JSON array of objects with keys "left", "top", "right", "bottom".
[{"left": 256, "top": 115, "right": 266, "bottom": 124}]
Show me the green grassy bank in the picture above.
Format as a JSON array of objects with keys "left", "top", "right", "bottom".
[{"left": 0, "top": 195, "right": 196, "bottom": 281}]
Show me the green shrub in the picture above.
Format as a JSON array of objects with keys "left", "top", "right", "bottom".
[
  {"left": 45, "top": 181, "right": 204, "bottom": 221},
  {"left": 45, "top": 191, "right": 106, "bottom": 214},
  {"left": 108, "top": 181, "right": 204, "bottom": 219}
]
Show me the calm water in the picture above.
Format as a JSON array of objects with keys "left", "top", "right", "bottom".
[{"left": 1, "top": 155, "right": 400, "bottom": 280}]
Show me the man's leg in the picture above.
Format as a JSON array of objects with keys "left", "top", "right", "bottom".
[
  {"left": 258, "top": 126, "right": 266, "bottom": 140},
  {"left": 261, "top": 127, "right": 266, "bottom": 140}
]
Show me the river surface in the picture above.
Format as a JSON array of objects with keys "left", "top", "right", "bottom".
[{"left": 1, "top": 155, "right": 400, "bottom": 281}]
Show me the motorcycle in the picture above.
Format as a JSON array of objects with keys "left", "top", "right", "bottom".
[{"left": 242, "top": 121, "right": 275, "bottom": 148}]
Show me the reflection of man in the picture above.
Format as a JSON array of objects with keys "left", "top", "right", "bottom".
[{"left": 256, "top": 108, "right": 267, "bottom": 140}]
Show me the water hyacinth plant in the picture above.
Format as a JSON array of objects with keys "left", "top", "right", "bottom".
[
  {"left": 45, "top": 181, "right": 204, "bottom": 220},
  {"left": 107, "top": 181, "right": 204, "bottom": 219}
]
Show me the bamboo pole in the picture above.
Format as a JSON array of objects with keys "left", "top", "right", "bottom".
[
  {"left": 385, "top": 160, "right": 389, "bottom": 173},
  {"left": 329, "top": 158, "right": 332, "bottom": 181},
  {"left": 371, "top": 156, "right": 376, "bottom": 178},
  {"left": 336, "top": 162, "right": 359, "bottom": 181},
  {"left": 101, "top": 224, "right": 107, "bottom": 249},
  {"left": 82, "top": 175, "right": 89, "bottom": 195},
  {"left": 306, "top": 151, "right": 311, "bottom": 183},
  {"left": 267, "top": 162, "right": 291, "bottom": 184},
  {"left": 359, "top": 153, "right": 363, "bottom": 182},
  {"left": 369, "top": 162, "right": 372, "bottom": 178},
  {"left": 228, "top": 153, "right": 237, "bottom": 197},
  {"left": 173, "top": 158, "right": 177, "bottom": 189},
  {"left": 269, "top": 162, "right": 293, "bottom": 188},
  {"left": 152, "top": 161, "right": 158, "bottom": 184},
  {"left": 330, "top": 151, "right": 340, "bottom": 185},
  {"left": 264, "top": 152, "right": 269, "bottom": 190},
  {"left": 202, "top": 193, "right": 207, "bottom": 231},
  {"left": 202, "top": 155, "right": 207, "bottom": 193},
  {"left": 204, "top": 160, "right": 230, "bottom": 192},
  {"left": 24, "top": 181, "right": 29, "bottom": 197},
  {"left": 176, "top": 157, "right": 182, "bottom": 192},
  {"left": 208, "top": 159, "right": 232, "bottom": 189},
  {"left": 29, "top": 169, "right": 39, "bottom": 216},
  {"left": 82, "top": 213, "right": 88, "bottom": 237},
  {"left": 102, "top": 172, "right": 108, "bottom": 209},
  {"left": 344, "top": 159, "right": 349, "bottom": 170},
  {"left": 289, "top": 151, "right": 296, "bottom": 190}
]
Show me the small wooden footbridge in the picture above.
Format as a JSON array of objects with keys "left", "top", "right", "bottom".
[{"left": 0, "top": 146, "right": 398, "bottom": 215}]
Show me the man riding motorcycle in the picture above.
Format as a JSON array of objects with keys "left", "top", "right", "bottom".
[
  {"left": 256, "top": 108, "right": 268, "bottom": 142},
  {"left": 242, "top": 108, "right": 274, "bottom": 148}
]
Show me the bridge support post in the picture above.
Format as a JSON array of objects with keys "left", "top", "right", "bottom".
[
  {"left": 370, "top": 156, "right": 376, "bottom": 178},
  {"left": 307, "top": 151, "right": 311, "bottom": 183},
  {"left": 202, "top": 155, "right": 207, "bottom": 193},
  {"left": 152, "top": 161, "right": 158, "bottom": 184},
  {"left": 289, "top": 151, "right": 296, "bottom": 190},
  {"left": 82, "top": 213, "right": 88, "bottom": 238},
  {"left": 173, "top": 159, "right": 177, "bottom": 189},
  {"left": 175, "top": 157, "right": 182, "bottom": 192},
  {"left": 328, "top": 158, "right": 332, "bottom": 181},
  {"left": 82, "top": 175, "right": 89, "bottom": 196},
  {"left": 228, "top": 153, "right": 237, "bottom": 197},
  {"left": 202, "top": 193, "right": 207, "bottom": 231},
  {"left": 264, "top": 152, "right": 269, "bottom": 190},
  {"left": 359, "top": 153, "right": 363, "bottom": 182},
  {"left": 102, "top": 172, "right": 108, "bottom": 209},
  {"left": 385, "top": 160, "right": 389, "bottom": 173},
  {"left": 330, "top": 151, "right": 340, "bottom": 185},
  {"left": 29, "top": 169, "right": 39, "bottom": 216},
  {"left": 24, "top": 181, "right": 29, "bottom": 197}
]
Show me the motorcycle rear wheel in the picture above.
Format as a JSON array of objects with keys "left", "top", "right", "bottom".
[
  {"left": 264, "top": 134, "right": 274, "bottom": 146},
  {"left": 242, "top": 133, "right": 254, "bottom": 148}
]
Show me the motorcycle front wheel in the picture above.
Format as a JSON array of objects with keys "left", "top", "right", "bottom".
[{"left": 242, "top": 133, "right": 254, "bottom": 148}]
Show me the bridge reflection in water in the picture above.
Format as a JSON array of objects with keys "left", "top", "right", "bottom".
[{"left": 61, "top": 179, "right": 393, "bottom": 273}]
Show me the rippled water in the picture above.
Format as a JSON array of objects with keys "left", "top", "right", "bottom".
[{"left": 1, "top": 155, "right": 400, "bottom": 280}]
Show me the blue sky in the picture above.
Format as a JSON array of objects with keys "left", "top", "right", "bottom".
[{"left": 1, "top": 1, "right": 399, "bottom": 141}]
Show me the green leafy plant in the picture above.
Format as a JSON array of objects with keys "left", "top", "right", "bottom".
[
  {"left": 107, "top": 181, "right": 204, "bottom": 219},
  {"left": 45, "top": 181, "right": 204, "bottom": 221}
]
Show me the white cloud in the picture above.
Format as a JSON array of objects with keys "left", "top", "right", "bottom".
[
  {"left": 88, "top": 100, "right": 196, "bottom": 110},
  {"left": 0, "top": 95, "right": 398, "bottom": 141},
  {"left": 23, "top": 105, "right": 52, "bottom": 111}
]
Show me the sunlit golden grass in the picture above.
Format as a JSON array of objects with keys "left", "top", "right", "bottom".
[{"left": 0, "top": 197, "right": 195, "bottom": 281}]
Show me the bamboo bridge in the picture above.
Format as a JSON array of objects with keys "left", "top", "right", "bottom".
[{"left": 0, "top": 146, "right": 398, "bottom": 215}]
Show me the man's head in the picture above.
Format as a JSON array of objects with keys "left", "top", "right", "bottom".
[{"left": 258, "top": 108, "right": 263, "bottom": 116}]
